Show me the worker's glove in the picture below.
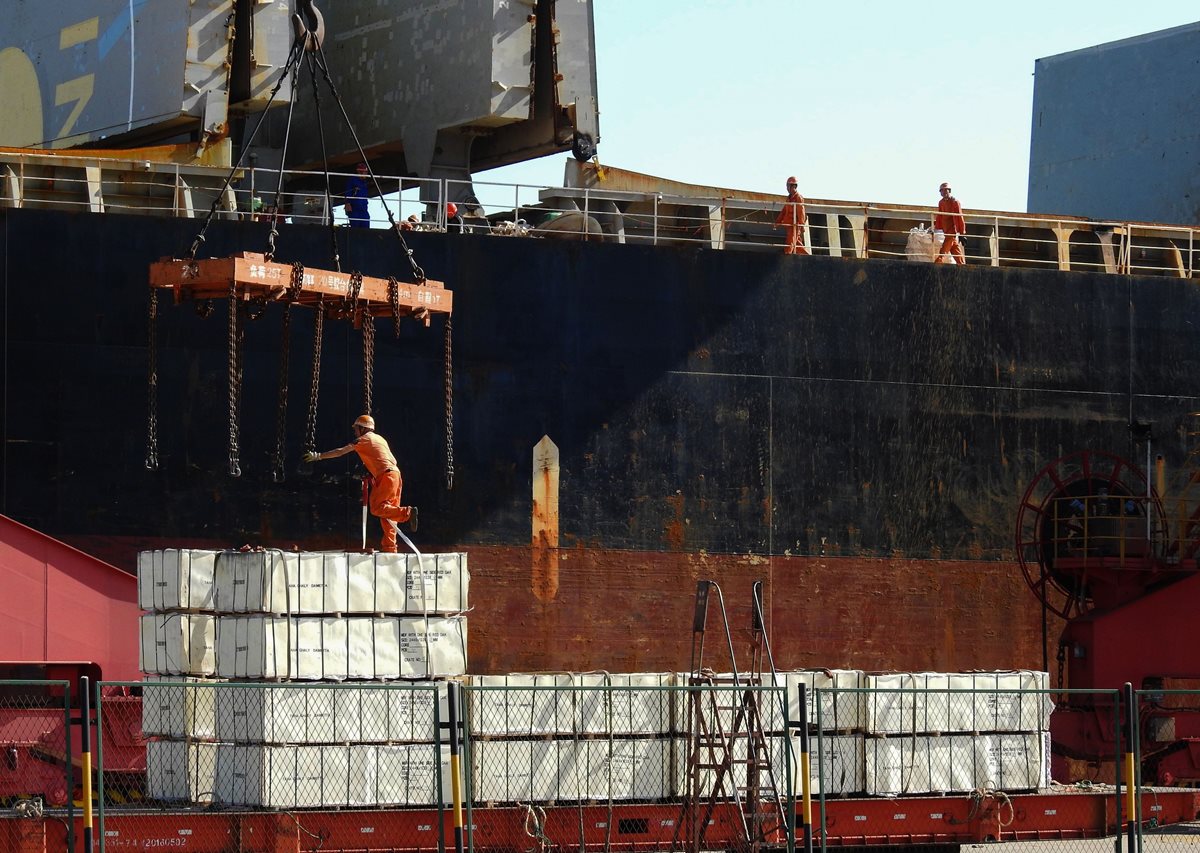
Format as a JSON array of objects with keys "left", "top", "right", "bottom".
[{"left": 302, "top": 451, "right": 320, "bottom": 464}]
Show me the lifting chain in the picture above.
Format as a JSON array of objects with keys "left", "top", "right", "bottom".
[
  {"left": 362, "top": 308, "right": 375, "bottom": 416},
  {"left": 272, "top": 305, "right": 294, "bottom": 482},
  {"left": 387, "top": 277, "right": 402, "bottom": 337},
  {"left": 341, "top": 270, "right": 363, "bottom": 319},
  {"left": 145, "top": 286, "right": 160, "bottom": 470},
  {"left": 444, "top": 315, "right": 455, "bottom": 491},
  {"left": 226, "top": 278, "right": 243, "bottom": 477},
  {"left": 304, "top": 303, "right": 325, "bottom": 454},
  {"left": 273, "top": 262, "right": 305, "bottom": 481}
]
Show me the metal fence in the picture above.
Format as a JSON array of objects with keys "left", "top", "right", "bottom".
[
  {"left": 3, "top": 150, "right": 1199, "bottom": 278},
  {"left": 0, "top": 679, "right": 74, "bottom": 851},
  {"left": 2, "top": 678, "right": 1197, "bottom": 851}
]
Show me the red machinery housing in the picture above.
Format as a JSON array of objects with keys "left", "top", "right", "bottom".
[
  {"left": 1016, "top": 448, "right": 1200, "bottom": 784},
  {"left": 0, "top": 514, "right": 142, "bottom": 805}
]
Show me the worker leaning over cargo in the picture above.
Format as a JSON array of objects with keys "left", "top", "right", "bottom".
[
  {"left": 302, "top": 415, "right": 417, "bottom": 552},
  {"left": 934, "top": 182, "right": 966, "bottom": 265},
  {"left": 773, "top": 176, "right": 810, "bottom": 256},
  {"left": 343, "top": 162, "right": 370, "bottom": 228}
]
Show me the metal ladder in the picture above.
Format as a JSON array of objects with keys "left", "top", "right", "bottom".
[{"left": 678, "top": 580, "right": 789, "bottom": 853}]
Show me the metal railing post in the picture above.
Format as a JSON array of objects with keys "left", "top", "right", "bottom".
[
  {"left": 81, "top": 676, "right": 95, "bottom": 853},
  {"left": 653, "top": 194, "right": 659, "bottom": 246},
  {"left": 64, "top": 680, "right": 76, "bottom": 852}
]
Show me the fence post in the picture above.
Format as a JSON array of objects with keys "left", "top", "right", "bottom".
[
  {"left": 63, "top": 680, "right": 76, "bottom": 853},
  {"left": 448, "top": 682, "right": 465, "bottom": 853},
  {"left": 797, "top": 682, "right": 813, "bottom": 853},
  {"left": 80, "top": 676, "right": 94, "bottom": 853},
  {"left": 1123, "top": 682, "right": 1138, "bottom": 853}
]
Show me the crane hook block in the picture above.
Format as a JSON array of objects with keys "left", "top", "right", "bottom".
[{"left": 292, "top": 0, "right": 325, "bottom": 52}]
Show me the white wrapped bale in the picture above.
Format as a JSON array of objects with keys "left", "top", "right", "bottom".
[
  {"left": 581, "top": 738, "right": 672, "bottom": 801},
  {"left": 215, "top": 744, "right": 351, "bottom": 808},
  {"left": 398, "top": 617, "right": 468, "bottom": 678},
  {"left": 864, "top": 732, "right": 1049, "bottom": 795},
  {"left": 139, "top": 613, "right": 217, "bottom": 676},
  {"left": 345, "top": 552, "right": 471, "bottom": 614},
  {"left": 786, "top": 670, "right": 866, "bottom": 731},
  {"left": 471, "top": 739, "right": 576, "bottom": 802},
  {"left": 214, "top": 551, "right": 350, "bottom": 614},
  {"left": 406, "top": 553, "right": 470, "bottom": 613},
  {"left": 866, "top": 671, "right": 1052, "bottom": 734},
  {"left": 468, "top": 674, "right": 573, "bottom": 735},
  {"left": 142, "top": 677, "right": 221, "bottom": 739},
  {"left": 574, "top": 673, "right": 675, "bottom": 735},
  {"left": 137, "top": 550, "right": 218, "bottom": 611},
  {"left": 146, "top": 740, "right": 218, "bottom": 804},
  {"left": 349, "top": 744, "right": 451, "bottom": 806},
  {"left": 215, "top": 616, "right": 465, "bottom": 680},
  {"left": 946, "top": 671, "right": 1053, "bottom": 732},
  {"left": 215, "top": 682, "right": 449, "bottom": 744}
]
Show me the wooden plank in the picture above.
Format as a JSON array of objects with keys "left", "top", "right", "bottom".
[{"left": 148, "top": 252, "right": 451, "bottom": 317}]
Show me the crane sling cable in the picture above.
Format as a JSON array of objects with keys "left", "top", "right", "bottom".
[{"left": 145, "top": 0, "right": 451, "bottom": 478}]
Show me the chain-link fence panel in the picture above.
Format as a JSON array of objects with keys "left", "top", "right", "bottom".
[
  {"left": 462, "top": 677, "right": 793, "bottom": 853},
  {"left": 810, "top": 684, "right": 1139, "bottom": 853},
  {"left": 96, "top": 680, "right": 450, "bottom": 852},
  {"left": 0, "top": 679, "right": 74, "bottom": 850},
  {"left": 1134, "top": 687, "right": 1200, "bottom": 850}
]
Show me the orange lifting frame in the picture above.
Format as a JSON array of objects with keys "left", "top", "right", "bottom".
[{"left": 149, "top": 252, "right": 451, "bottom": 325}]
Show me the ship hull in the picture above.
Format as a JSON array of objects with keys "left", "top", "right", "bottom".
[{"left": 3, "top": 208, "right": 1194, "bottom": 674}]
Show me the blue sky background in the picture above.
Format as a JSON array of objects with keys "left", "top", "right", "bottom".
[{"left": 483, "top": 2, "right": 1199, "bottom": 213}]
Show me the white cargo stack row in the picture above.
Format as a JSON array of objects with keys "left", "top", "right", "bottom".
[
  {"left": 569, "top": 673, "right": 676, "bottom": 735},
  {"left": 469, "top": 673, "right": 676, "bottom": 736},
  {"left": 138, "top": 550, "right": 219, "bottom": 611},
  {"left": 139, "top": 613, "right": 217, "bottom": 676},
  {"left": 215, "top": 682, "right": 449, "bottom": 744},
  {"left": 140, "top": 614, "right": 466, "bottom": 679},
  {"left": 145, "top": 740, "right": 218, "bottom": 803},
  {"left": 864, "top": 732, "right": 1049, "bottom": 796},
  {"left": 214, "top": 743, "right": 450, "bottom": 808},
  {"left": 142, "top": 677, "right": 222, "bottom": 739},
  {"left": 865, "top": 671, "right": 1052, "bottom": 734},
  {"left": 137, "top": 549, "right": 469, "bottom": 615},
  {"left": 472, "top": 738, "right": 674, "bottom": 802},
  {"left": 468, "top": 674, "right": 578, "bottom": 735}
]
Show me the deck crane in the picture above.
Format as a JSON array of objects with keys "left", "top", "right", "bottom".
[
  {"left": 1015, "top": 426, "right": 1200, "bottom": 785},
  {"left": 143, "top": 0, "right": 454, "bottom": 483}
]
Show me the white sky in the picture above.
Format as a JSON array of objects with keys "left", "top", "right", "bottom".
[{"left": 483, "top": 2, "right": 1200, "bottom": 213}]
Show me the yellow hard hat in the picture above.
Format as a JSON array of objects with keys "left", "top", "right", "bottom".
[{"left": 353, "top": 415, "right": 375, "bottom": 430}]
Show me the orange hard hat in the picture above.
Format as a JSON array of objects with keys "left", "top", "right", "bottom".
[
  {"left": 446, "top": 202, "right": 458, "bottom": 217},
  {"left": 939, "top": 181, "right": 951, "bottom": 191},
  {"left": 356, "top": 161, "right": 368, "bottom": 172},
  {"left": 353, "top": 415, "right": 375, "bottom": 430},
  {"left": 786, "top": 176, "right": 798, "bottom": 185}
]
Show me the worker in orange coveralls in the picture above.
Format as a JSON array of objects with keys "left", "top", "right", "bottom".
[
  {"left": 303, "top": 415, "right": 417, "bottom": 552},
  {"left": 774, "top": 176, "right": 810, "bottom": 255},
  {"left": 934, "top": 181, "right": 966, "bottom": 265}
]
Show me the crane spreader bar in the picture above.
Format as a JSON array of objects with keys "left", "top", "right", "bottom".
[{"left": 149, "top": 252, "right": 451, "bottom": 324}]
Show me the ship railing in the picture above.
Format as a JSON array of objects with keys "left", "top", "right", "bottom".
[{"left": 1, "top": 149, "right": 1197, "bottom": 278}]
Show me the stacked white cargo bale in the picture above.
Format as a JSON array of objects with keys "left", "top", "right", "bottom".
[
  {"left": 862, "top": 671, "right": 1052, "bottom": 796},
  {"left": 468, "top": 672, "right": 678, "bottom": 803},
  {"left": 138, "top": 548, "right": 469, "bottom": 808}
]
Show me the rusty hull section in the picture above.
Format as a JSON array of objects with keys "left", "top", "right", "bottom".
[{"left": 466, "top": 545, "right": 1049, "bottom": 674}]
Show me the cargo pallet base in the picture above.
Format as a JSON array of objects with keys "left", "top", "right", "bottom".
[{"left": 5, "top": 789, "right": 1198, "bottom": 852}]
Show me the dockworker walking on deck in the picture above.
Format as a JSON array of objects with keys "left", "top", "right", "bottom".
[
  {"left": 303, "top": 415, "right": 417, "bottom": 552},
  {"left": 934, "top": 181, "right": 966, "bottom": 265},
  {"left": 774, "top": 176, "right": 810, "bottom": 255},
  {"left": 343, "top": 162, "right": 370, "bottom": 229}
]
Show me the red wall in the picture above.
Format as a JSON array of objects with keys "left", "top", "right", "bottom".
[{"left": 0, "top": 515, "right": 140, "bottom": 681}]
